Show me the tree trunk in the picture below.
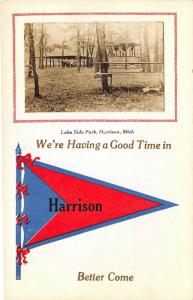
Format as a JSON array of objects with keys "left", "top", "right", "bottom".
[
  {"left": 125, "top": 45, "right": 128, "bottom": 69},
  {"left": 24, "top": 24, "right": 33, "bottom": 78},
  {"left": 159, "top": 23, "right": 164, "bottom": 73},
  {"left": 139, "top": 24, "right": 145, "bottom": 71},
  {"left": 89, "top": 44, "right": 95, "bottom": 67},
  {"left": 62, "top": 49, "right": 64, "bottom": 68},
  {"left": 90, "top": 51, "right": 93, "bottom": 67},
  {"left": 82, "top": 40, "right": 85, "bottom": 66},
  {"left": 95, "top": 49, "right": 100, "bottom": 73},
  {"left": 44, "top": 34, "right": 47, "bottom": 68},
  {"left": 26, "top": 23, "right": 41, "bottom": 98},
  {"left": 153, "top": 25, "right": 159, "bottom": 72},
  {"left": 96, "top": 23, "right": 110, "bottom": 93},
  {"left": 143, "top": 24, "right": 151, "bottom": 72},
  {"left": 77, "top": 24, "right": 81, "bottom": 72},
  {"left": 153, "top": 23, "right": 164, "bottom": 73},
  {"left": 39, "top": 24, "right": 44, "bottom": 69},
  {"left": 86, "top": 46, "right": 89, "bottom": 67},
  {"left": 28, "top": 45, "right": 33, "bottom": 78}
]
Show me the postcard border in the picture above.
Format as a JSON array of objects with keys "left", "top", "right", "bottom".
[{"left": 12, "top": 12, "right": 177, "bottom": 123}]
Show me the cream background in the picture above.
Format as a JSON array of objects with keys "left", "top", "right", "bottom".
[{"left": 1, "top": 0, "right": 193, "bottom": 300}]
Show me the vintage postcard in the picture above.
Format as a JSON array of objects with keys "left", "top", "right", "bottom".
[{"left": 1, "top": 0, "right": 193, "bottom": 299}]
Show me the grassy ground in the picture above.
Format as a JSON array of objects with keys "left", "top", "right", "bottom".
[{"left": 25, "top": 67, "right": 164, "bottom": 112}]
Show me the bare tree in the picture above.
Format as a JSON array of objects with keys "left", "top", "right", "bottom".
[
  {"left": 142, "top": 24, "right": 151, "bottom": 72},
  {"left": 124, "top": 29, "right": 129, "bottom": 69},
  {"left": 39, "top": 24, "right": 44, "bottom": 69},
  {"left": 153, "top": 23, "right": 164, "bottom": 72},
  {"left": 44, "top": 29, "right": 48, "bottom": 67},
  {"left": 77, "top": 24, "right": 81, "bottom": 72},
  {"left": 26, "top": 23, "right": 41, "bottom": 98},
  {"left": 85, "top": 30, "right": 95, "bottom": 67},
  {"left": 61, "top": 39, "right": 68, "bottom": 68},
  {"left": 88, "top": 40, "right": 95, "bottom": 67},
  {"left": 96, "top": 23, "right": 110, "bottom": 93},
  {"left": 24, "top": 24, "right": 33, "bottom": 78},
  {"left": 105, "top": 29, "right": 118, "bottom": 58}
]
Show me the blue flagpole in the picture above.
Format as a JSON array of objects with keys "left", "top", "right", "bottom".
[{"left": 16, "top": 143, "right": 22, "bottom": 280}]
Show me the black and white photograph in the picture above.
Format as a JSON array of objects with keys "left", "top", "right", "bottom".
[{"left": 24, "top": 22, "right": 164, "bottom": 113}]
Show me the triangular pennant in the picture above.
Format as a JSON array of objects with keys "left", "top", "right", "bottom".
[{"left": 21, "top": 159, "right": 177, "bottom": 249}]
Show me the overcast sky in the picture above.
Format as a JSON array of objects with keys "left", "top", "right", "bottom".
[{"left": 32, "top": 22, "right": 163, "bottom": 48}]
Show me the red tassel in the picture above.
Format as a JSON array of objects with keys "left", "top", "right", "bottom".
[
  {"left": 16, "top": 246, "right": 30, "bottom": 265},
  {"left": 16, "top": 214, "right": 30, "bottom": 225},
  {"left": 16, "top": 181, "right": 29, "bottom": 199},
  {"left": 16, "top": 153, "right": 40, "bottom": 170}
]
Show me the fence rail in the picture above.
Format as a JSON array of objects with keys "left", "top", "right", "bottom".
[{"left": 94, "top": 62, "right": 163, "bottom": 65}]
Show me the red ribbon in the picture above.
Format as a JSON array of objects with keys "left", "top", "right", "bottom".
[
  {"left": 16, "top": 153, "right": 40, "bottom": 170},
  {"left": 16, "top": 181, "right": 29, "bottom": 199},
  {"left": 16, "top": 214, "right": 30, "bottom": 225},
  {"left": 16, "top": 246, "right": 30, "bottom": 265}
]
